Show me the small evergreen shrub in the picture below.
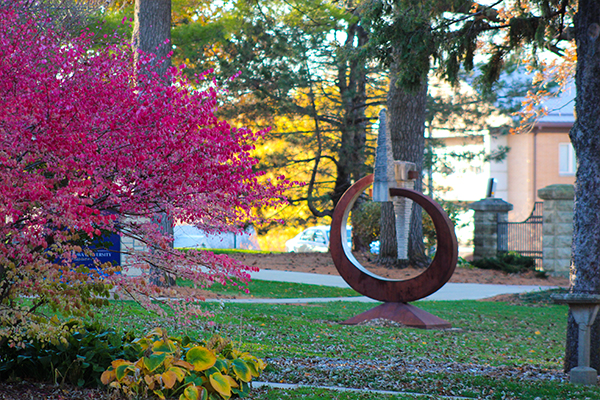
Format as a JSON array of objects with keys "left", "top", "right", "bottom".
[
  {"left": 470, "top": 252, "right": 537, "bottom": 274},
  {"left": 518, "top": 287, "right": 568, "bottom": 304}
]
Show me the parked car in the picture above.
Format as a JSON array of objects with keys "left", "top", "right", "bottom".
[
  {"left": 369, "top": 240, "right": 380, "bottom": 254},
  {"left": 173, "top": 224, "right": 261, "bottom": 250},
  {"left": 285, "top": 226, "right": 352, "bottom": 253}
]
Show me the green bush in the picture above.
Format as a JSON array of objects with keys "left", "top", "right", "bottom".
[
  {"left": 422, "top": 198, "right": 467, "bottom": 254},
  {"left": 350, "top": 201, "right": 381, "bottom": 249},
  {"left": 470, "top": 252, "right": 537, "bottom": 274},
  {"left": 0, "top": 320, "right": 139, "bottom": 387}
]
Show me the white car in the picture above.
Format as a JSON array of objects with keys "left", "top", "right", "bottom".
[
  {"left": 370, "top": 240, "right": 380, "bottom": 254},
  {"left": 285, "top": 226, "right": 352, "bottom": 253}
]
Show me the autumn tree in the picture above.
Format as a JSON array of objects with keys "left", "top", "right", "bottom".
[
  {"left": 17, "top": 0, "right": 106, "bottom": 31},
  {"left": 159, "top": 0, "right": 512, "bottom": 255},
  {"left": 0, "top": 1, "right": 288, "bottom": 342},
  {"left": 169, "top": 0, "right": 387, "bottom": 223},
  {"left": 131, "top": 0, "right": 174, "bottom": 286}
]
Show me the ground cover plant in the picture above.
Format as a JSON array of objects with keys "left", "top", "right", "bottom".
[
  {"left": 0, "top": 320, "right": 139, "bottom": 388},
  {"left": 469, "top": 252, "right": 540, "bottom": 275},
  {"left": 101, "top": 327, "right": 266, "bottom": 399}
]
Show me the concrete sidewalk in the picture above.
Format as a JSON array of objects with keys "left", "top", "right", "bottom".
[{"left": 246, "top": 269, "right": 557, "bottom": 302}]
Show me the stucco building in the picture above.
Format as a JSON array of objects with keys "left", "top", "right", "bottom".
[{"left": 490, "top": 87, "right": 575, "bottom": 221}]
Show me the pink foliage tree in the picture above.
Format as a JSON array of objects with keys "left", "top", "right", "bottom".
[{"left": 0, "top": 2, "right": 290, "bottom": 341}]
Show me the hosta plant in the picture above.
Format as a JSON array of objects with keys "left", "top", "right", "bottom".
[{"left": 101, "top": 328, "right": 266, "bottom": 400}]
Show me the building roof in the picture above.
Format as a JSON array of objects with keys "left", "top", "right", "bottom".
[{"left": 538, "top": 84, "right": 575, "bottom": 125}]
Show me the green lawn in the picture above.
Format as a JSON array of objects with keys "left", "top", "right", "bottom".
[
  {"left": 178, "top": 248, "right": 283, "bottom": 255},
  {"left": 178, "top": 278, "right": 360, "bottom": 299},
  {"left": 92, "top": 288, "right": 600, "bottom": 400}
]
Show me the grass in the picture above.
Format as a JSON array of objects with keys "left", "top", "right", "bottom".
[
  {"left": 176, "top": 278, "right": 360, "bottom": 299},
  {"left": 89, "top": 286, "right": 600, "bottom": 400},
  {"left": 177, "top": 248, "right": 283, "bottom": 255},
  {"left": 188, "top": 300, "right": 567, "bottom": 368},
  {"left": 248, "top": 386, "right": 448, "bottom": 399},
  {"left": 247, "top": 379, "right": 600, "bottom": 399},
  {"left": 101, "top": 299, "right": 564, "bottom": 365}
]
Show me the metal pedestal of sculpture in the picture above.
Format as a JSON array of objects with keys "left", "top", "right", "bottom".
[{"left": 330, "top": 174, "right": 458, "bottom": 329}]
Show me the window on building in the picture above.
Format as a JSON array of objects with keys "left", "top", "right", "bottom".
[{"left": 559, "top": 142, "right": 576, "bottom": 176}]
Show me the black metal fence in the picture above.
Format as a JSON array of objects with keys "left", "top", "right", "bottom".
[{"left": 497, "top": 202, "right": 543, "bottom": 268}]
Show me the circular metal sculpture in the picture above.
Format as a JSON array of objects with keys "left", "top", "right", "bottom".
[{"left": 330, "top": 174, "right": 458, "bottom": 303}]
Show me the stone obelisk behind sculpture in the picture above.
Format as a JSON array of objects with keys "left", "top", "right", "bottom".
[{"left": 373, "top": 109, "right": 394, "bottom": 202}]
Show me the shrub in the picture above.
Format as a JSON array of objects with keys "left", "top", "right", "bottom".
[
  {"left": 422, "top": 198, "right": 467, "bottom": 254},
  {"left": 350, "top": 201, "right": 381, "bottom": 250},
  {"left": 102, "top": 328, "right": 266, "bottom": 400},
  {"left": 0, "top": 320, "right": 139, "bottom": 387},
  {"left": 470, "top": 252, "right": 537, "bottom": 274}
]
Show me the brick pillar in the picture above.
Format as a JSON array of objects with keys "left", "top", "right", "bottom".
[
  {"left": 538, "top": 184, "right": 574, "bottom": 278},
  {"left": 469, "top": 198, "right": 513, "bottom": 261}
]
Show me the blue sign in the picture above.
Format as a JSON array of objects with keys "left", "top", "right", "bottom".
[{"left": 73, "top": 231, "right": 121, "bottom": 267}]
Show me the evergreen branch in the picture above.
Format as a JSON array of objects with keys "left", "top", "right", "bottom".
[{"left": 433, "top": 0, "right": 503, "bottom": 32}]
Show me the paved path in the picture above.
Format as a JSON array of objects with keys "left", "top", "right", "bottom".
[
  {"left": 228, "top": 269, "right": 557, "bottom": 302},
  {"left": 252, "top": 381, "right": 471, "bottom": 399}
]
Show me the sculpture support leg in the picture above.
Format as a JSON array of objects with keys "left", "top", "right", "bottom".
[{"left": 341, "top": 302, "right": 451, "bottom": 330}]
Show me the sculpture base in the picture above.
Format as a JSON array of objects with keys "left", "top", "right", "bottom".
[
  {"left": 570, "top": 366, "right": 598, "bottom": 385},
  {"left": 341, "top": 302, "right": 451, "bottom": 329}
]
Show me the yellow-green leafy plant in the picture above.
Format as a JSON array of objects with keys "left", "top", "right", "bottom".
[{"left": 101, "top": 328, "right": 266, "bottom": 400}]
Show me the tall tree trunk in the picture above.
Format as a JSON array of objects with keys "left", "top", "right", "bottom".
[
  {"left": 132, "top": 0, "right": 172, "bottom": 78},
  {"left": 132, "top": 0, "right": 173, "bottom": 286},
  {"left": 378, "top": 202, "right": 398, "bottom": 262},
  {"left": 565, "top": 0, "right": 600, "bottom": 372},
  {"left": 331, "top": 21, "right": 369, "bottom": 209},
  {"left": 386, "top": 60, "right": 429, "bottom": 268}
]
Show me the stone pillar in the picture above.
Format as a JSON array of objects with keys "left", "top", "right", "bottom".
[
  {"left": 469, "top": 198, "right": 513, "bottom": 261},
  {"left": 373, "top": 109, "right": 394, "bottom": 203},
  {"left": 538, "top": 184, "right": 574, "bottom": 278},
  {"left": 392, "top": 161, "right": 416, "bottom": 260},
  {"left": 553, "top": 294, "right": 600, "bottom": 385}
]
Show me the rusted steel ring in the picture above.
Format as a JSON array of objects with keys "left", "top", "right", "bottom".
[{"left": 330, "top": 174, "right": 458, "bottom": 303}]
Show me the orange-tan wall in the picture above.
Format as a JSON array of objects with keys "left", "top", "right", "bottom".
[
  {"left": 506, "top": 129, "right": 575, "bottom": 221},
  {"left": 506, "top": 133, "right": 534, "bottom": 221}
]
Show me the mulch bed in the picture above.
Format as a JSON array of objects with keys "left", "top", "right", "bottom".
[{"left": 0, "top": 381, "right": 113, "bottom": 400}]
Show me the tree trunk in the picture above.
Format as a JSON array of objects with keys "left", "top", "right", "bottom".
[
  {"left": 377, "top": 202, "right": 398, "bottom": 264},
  {"left": 565, "top": 0, "right": 600, "bottom": 372},
  {"left": 132, "top": 0, "right": 172, "bottom": 78},
  {"left": 331, "top": 21, "right": 369, "bottom": 208},
  {"left": 386, "top": 61, "right": 429, "bottom": 268},
  {"left": 132, "top": 0, "right": 173, "bottom": 286}
]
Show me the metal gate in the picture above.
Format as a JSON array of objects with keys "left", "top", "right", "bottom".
[{"left": 497, "top": 202, "right": 543, "bottom": 267}]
